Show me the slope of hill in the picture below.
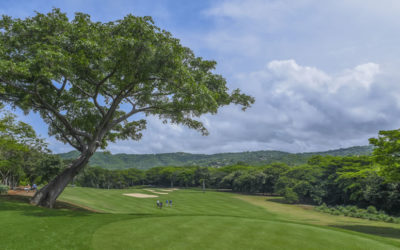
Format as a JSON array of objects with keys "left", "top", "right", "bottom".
[{"left": 58, "top": 146, "right": 373, "bottom": 170}]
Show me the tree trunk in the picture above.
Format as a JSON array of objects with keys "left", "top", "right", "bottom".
[{"left": 30, "top": 149, "right": 94, "bottom": 208}]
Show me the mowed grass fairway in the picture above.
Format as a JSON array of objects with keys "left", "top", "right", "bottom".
[{"left": 0, "top": 188, "right": 399, "bottom": 250}]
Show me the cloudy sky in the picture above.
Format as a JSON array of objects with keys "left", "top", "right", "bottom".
[{"left": 2, "top": 0, "right": 400, "bottom": 154}]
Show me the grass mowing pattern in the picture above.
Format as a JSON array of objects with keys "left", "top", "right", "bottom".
[
  {"left": 92, "top": 216, "right": 398, "bottom": 250},
  {"left": 1, "top": 188, "right": 399, "bottom": 249},
  {"left": 60, "top": 187, "right": 275, "bottom": 217}
]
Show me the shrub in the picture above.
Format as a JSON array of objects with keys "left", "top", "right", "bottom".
[
  {"left": 314, "top": 204, "right": 400, "bottom": 224},
  {"left": 369, "top": 216, "right": 379, "bottom": 221},
  {"left": 337, "top": 206, "right": 348, "bottom": 214},
  {"left": 0, "top": 185, "right": 9, "bottom": 194},
  {"left": 387, "top": 217, "right": 395, "bottom": 223},
  {"left": 378, "top": 214, "right": 388, "bottom": 221},
  {"left": 367, "top": 206, "right": 377, "bottom": 214},
  {"left": 283, "top": 188, "right": 299, "bottom": 204},
  {"left": 348, "top": 206, "right": 357, "bottom": 213},
  {"left": 360, "top": 213, "right": 370, "bottom": 220},
  {"left": 322, "top": 208, "right": 331, "bottom": 213}
]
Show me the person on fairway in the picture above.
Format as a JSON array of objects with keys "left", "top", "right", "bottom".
[
  {"left": 166, "top": 200, "right": 169, "bottom": 207},
  {"left": 169, "top": 200, "right": 172, "bottom": 206},
  {"left": 157, "top": 200, "right": 160, "bottom": 208},
  {"left": 160, "top": 201, "right": 163, "bottom": 209}
]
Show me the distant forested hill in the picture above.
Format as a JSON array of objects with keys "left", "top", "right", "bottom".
[{"left": 58, "top": 146, "right": 373, "bottom": 170}]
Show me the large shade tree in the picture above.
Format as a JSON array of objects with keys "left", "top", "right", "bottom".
[{"left": 0, "top": 9, "right": 254, "bottom": 207}]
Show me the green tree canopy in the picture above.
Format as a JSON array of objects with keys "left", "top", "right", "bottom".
[{"left": 369, "top": 129, "right": 400, "bottom": 182}]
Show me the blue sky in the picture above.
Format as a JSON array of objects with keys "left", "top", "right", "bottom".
[{"left": 2, "top": 0, "right": 400, "bottom": 154}]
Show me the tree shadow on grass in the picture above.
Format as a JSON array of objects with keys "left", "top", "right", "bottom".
[
  {"left": 0, "top": 195, "right": 92, "bottom": 217},
  {"left": 330, "top": 224, "right": 400, "bottom": 240},
  {"left": 265, "top": 197, "right": 288, "bottom": 203},
  {"left": 264, "top": 196, "right": 307, "bottom": 205}
]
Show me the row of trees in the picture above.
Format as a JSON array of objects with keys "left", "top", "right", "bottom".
[
  {"left": 75, "top": 155, "right": 400, "bottom": 215},
  {"left": 75, "top": 163, "right": 288, "bottom": 191}
]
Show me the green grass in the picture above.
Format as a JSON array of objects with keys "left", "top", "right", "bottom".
[
  {"left": 1, "top": 187, "right": 400, "bottom": 249},
  {"left": 237, "top": 195, "right": 400, "bottom": 241}
]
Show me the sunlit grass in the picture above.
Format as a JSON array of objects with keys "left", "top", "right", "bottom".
[{"left": 1, "top": 188, "right": 400, "bottom": 249}]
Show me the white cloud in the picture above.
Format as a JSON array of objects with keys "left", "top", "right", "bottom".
[{"left": 104, "top": 60, "right": 398, "bottom": 154}]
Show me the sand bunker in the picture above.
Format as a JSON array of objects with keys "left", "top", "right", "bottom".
[
  {"left": 144, "top": 189, "right": 168, "bottom": 194},
  {"left": 123, "top": 193, "right": 158, "bottom": 198},
  {"left": 160, "top": 188, "right": 179, "bottom": 192}
]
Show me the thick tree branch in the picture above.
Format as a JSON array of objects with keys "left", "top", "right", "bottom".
[
  {"left": 92, "top": 94, "right": 105, "bottom": 117},
  {"left": 33, "top": 84, "right": 92, "bottom": 143},
  {"left": 94, "top": 81, "right": 140, "bottom": 139},
  {"left": 109, "top": 105, "right": 160, "bottom": 128},
  {"left": 46, "top": 114, "right": 83, "bottom": 151},
  {"left": 55, "top": 77, "right": 68, "bottom": 96},
  {"left": 70, "top": 83, "right": 92, "bottom": 97},
  {"left": 97, "top": 67, "right": 117, "bottom": 86}
]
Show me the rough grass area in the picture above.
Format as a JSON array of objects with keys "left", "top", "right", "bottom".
[
  {"left": 236, "top": 195, "right": 400, "bottom": 243},
  {"left": 1, "top": 188, "right": 400, "bottom": 249}
]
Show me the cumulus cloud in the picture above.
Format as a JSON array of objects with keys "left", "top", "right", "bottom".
[{"left": 103, "top": 59, "right": 399, "bottom": 154}]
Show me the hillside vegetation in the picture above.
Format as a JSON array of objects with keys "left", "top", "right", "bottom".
[{"left": 59, "top": 146, "right": 373, "bottom": 170}]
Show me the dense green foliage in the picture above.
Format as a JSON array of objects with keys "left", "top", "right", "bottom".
[
  {"left": 275, "top": 156, "right": 400, "bottom": 215},
  {"left": 0, "top": 184, "right": 8, "bottom": 194},
  {"left": 370, "top": 129, "right": 400, "bottom": 182},
  {"left": 315, "top": 204, "right": 400, "bottom": 224},
  {"left": 0, "top": 109, "right": 65, "bottom": 187},
  {"left": 60, "top": 146, "right": 373, "bottom": 170}
]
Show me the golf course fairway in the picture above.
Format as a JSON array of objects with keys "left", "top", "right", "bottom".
[{"left": 1, "top": 187, "right": 399, "bottom": 249}]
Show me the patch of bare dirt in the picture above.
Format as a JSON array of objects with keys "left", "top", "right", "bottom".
[{"left": 7, "top": 189, "right": 35, "bottom": 197}]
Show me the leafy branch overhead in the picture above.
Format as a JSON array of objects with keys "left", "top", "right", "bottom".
[
  {"left": 369, "top": 129, "right": 400, "bottom": 182},
  {"left": 0, "top": 9, "right": 254, "bottom": 153}
]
